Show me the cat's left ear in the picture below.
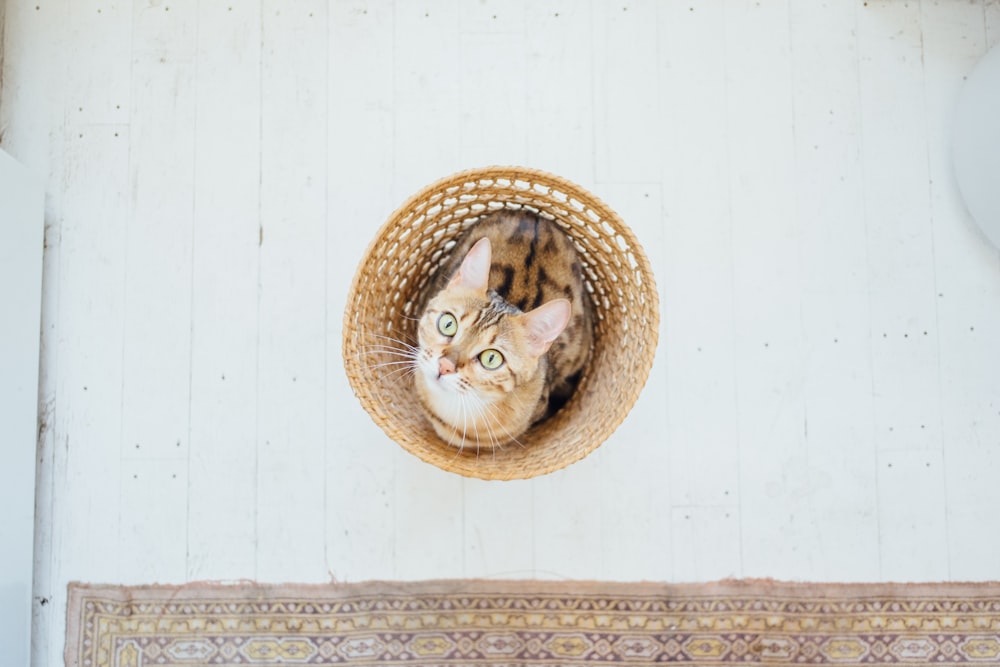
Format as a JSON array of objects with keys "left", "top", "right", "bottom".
[
  {"left": 448, "top": 237, "right": 491, "bottom": 293},
  {"left": 522, "top": 299, "right": 572, "bottom": 357}
]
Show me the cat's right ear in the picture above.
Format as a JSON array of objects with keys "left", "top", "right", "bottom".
[{"left": 448, "top": 237, "right": 491, "bottom": 293}]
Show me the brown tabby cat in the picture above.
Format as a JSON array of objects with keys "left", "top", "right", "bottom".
[{"left": 413, "top": 210, "right": 593, "bottom": 451}]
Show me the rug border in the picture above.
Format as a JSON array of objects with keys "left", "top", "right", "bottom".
[
  {"left": 65, "top": 578, "right": 1000, "bottom": 667},
  {"left": 66, "top": 577, "right": 1000, "bottom": 602}
]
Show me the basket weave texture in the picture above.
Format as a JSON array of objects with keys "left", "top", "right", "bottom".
[{"left": 343, "top": 167, "right": 659, "bottom": 480}]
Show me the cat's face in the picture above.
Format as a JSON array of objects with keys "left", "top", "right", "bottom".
[
  {"left": 416, "top": 292, "right": 532, "bottom": 407},
  {"left": 415, "top": 237, "right": 572, "bottom": 424}
]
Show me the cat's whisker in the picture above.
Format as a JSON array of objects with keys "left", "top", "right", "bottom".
[
  {"left": 464, "top": 400, "right": 489, "bottom": 460},
  {"left": 461, "top": 394, "right": 472, "bottom": 459},
  {"left": 447, "top": 394, "right": 469, "bottom": 459},
  {"left": 467, "top": 395, "right": 504, "bottom": 455},
  {"left": 359, "top": 347, "right": 417, "bottom": 358},
  {"left": 478, "top": 398, "right": 528, "bottom": 451},
  {"left": 364, "top": 359, "right": 417, "bottom": 370},
  {"left": 374, "top": 367, "right": 418, "bottom": 385},
  {"left": 369, "top": 335, "right": 419, "bottom": 349},
  {"left": 359, "top": 346, "right": 419, "bottom": 359},
  {"left": 371, "top": 331, "right": 420, "bottom": 348},
  {"left": 359, "top": 347, "right": 419, "bottom": 389},
  {"left": 357, "top": 349, "right": 417, "bottom": 366}
]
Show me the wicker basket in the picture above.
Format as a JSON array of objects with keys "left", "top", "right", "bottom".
[{"left": 343, "top": 167, "right": 659, "bottom": 480}]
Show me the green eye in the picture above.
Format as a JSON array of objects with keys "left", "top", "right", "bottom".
[
  {"left": 437, "top": 312, "right": 458, "bottom": 337},
  {"left": 479, "top": 349, "right": 504, "bottom": 370}
]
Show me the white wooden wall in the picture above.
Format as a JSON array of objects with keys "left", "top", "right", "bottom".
[
  {"left": 0, "top": 150, "right": 44, "bottom": 667},
  {"left": 2, "top": 2, "right": 999, "bottom": 665}
]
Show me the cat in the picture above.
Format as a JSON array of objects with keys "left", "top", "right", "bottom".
[{"left": 411, "top": 210, "right": 593, "bottom": 451}]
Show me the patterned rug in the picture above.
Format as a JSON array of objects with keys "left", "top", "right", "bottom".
[{"left": 66, "top": 579, "right": 1000, "bottom": 666}]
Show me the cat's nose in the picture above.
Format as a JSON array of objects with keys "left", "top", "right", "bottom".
[{"left": 438, "top": 356, "right": 457, "bottom": 376}]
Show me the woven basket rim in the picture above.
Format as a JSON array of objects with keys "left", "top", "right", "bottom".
[{"left": 343, "top": 165, "right": 659, "bottom": 480}]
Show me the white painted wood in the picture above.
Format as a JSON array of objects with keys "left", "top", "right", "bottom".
[
  {"left": 593, "top": 0, "right": 661, "bottom": 183},
  {"left": 877, "top": 450, "right": 950, "bottom": 580},
  {"left": 790, "top": 0, "right": 880, "bottom": 582},
  {"left": 185, "top": 0, "right": 262, "bottom": 582},
  {"left": 458, "top": 30, "right": 529, "bottom": 168},
  {"left": 920, "top": 0, "right": 1000, "bottom": 580},
  {"left": 531, "top": 455, "right": 606, "bottom": 580},
  {"left": 857, "top": 1, "right": 951, "bottom": 577},
  {"left": 116, "top": 2, "right": 196, "bottom": 585},
  {"left": 524, "top": 1, "right": 594, "bottom": 186},
  {"left": 326, "top": 0, "right": 397, "bottom": 583},
  {"left": 594, "top": 183, "right": 671, "bottom": 582},
  {"left": 46, "top": 124, "right": 130, "bottom": 667},
  {"left": 462, "top": 479, "right": 535, "bottom": 578},
  {"left": 390, "top": 1, "right": 464, "bottom": 201},
  {"left": 657, "top": 1, "right": 741, "bottom": 522},
  {"left": 671, "top": 506, "right": 741, "bottom": 582},
  {"left": 722, "top": 0, "right": 811, "bottom": 580},
  {"left": 0, "top": 149, "right": 44, "bottom": 667},
  {"left": 394, "top": 456, "right": 464, "bottom": 580},
  {"left": 2, "top": 6, "right": 69, "bottom": 662},
  {"left": 255, "top": 0, "right": 329, "bottom": 582},
  {"left": 859, "top": 1, "right": 944, "bottom": 454},
  {"left": 64, "top": 1, "right": 130, "bottom": 127},
  {"left": 1, "top": 1, "right": 998, "bottom": 661}
]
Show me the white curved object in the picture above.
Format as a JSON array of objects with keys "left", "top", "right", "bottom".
[{"left": 954, "top": 44, "right": 1000, "bottom": 250}]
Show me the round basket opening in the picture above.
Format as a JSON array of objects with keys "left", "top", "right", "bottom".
[{"left": 343, "top": 167, "right": 659, "bottom": 480}]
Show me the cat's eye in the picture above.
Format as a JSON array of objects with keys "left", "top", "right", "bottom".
[
  {"left": 437, "top": 312, "right": 458, "bottom": 337},
  {"left": 479, "top": 349, "right": 504, "bottom": 370}
]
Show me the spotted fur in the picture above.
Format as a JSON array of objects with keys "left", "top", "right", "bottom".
[{"left": 413, "top": 210, "right": 594, "bottom": 451}]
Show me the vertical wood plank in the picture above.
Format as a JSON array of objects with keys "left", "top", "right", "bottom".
[
  {"left": 859, "top": 1, "right": 942, "bottom": 451},
  {"left": 49, "top": 3, "right": 133, "bottom": 639},
  {"left": 857, "top": 1, "right": 949, "bottom": 576},
  {"left": 723, "top": 0, "right": 815, "bottom": 579},
  {"left": 790, "top": 0, "right": 879, "bottom": 581},
  {"left": 118, "top": 460, "right": 188, "bottom": 583},
  {"left": 877, "top": 450, "right": 949, "bottom": 580},
  {"left": 593, "top": 0, "right": 661, "bottom": 183},
  {"left": 462, "top": 480, "right": 534, "bottom": 578},
  {"left": 595, "top": 184, "right": 671, "bottom": 581},
  {"left": 457, "top": 29, "right": 528, "bottom": 167},
  {"left": 532, "top": 455, "right": 605, "bottom": 580},
  {"left": 256, "top": 0, "right": 329, "bottom": 581},
  {"left": 658, "top": 2, "right": 741, "bottom": 544},
  {"left": 671, "top": 507, "right": 741, "bottom": 582},
  {"left": 327, "top": 0, "right": 397, "bottom": 581},
  {"left": 919, "top": 0, "right": 1000, "bottom": 580},
  {"left": 524, "top": 1, "right": 595, "bottom": 186},
  {"left": 186, "top": 0, "right": 262, "bottom": 581},
  {"left": 120, "top": 16, "right": 196, "bottom": 463},
  {"left": 64, "top": 0, "right": 131, "bottom": 126},
  {"left": 394, "top": 457, "right": 464, "bottom": 580},
  {"left": 391, "top": 0, "right": 463, "bottom": 200},
  {"left": 53, "top": 125, "right": 129, "bottom": 585},
  {"left": 117, "top": 0, "right": 197, "bottom": 584}
]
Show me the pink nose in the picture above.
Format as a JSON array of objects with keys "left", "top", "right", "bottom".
[{"left": 438, "top": 357, "right": 456, "bottom": 376}]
